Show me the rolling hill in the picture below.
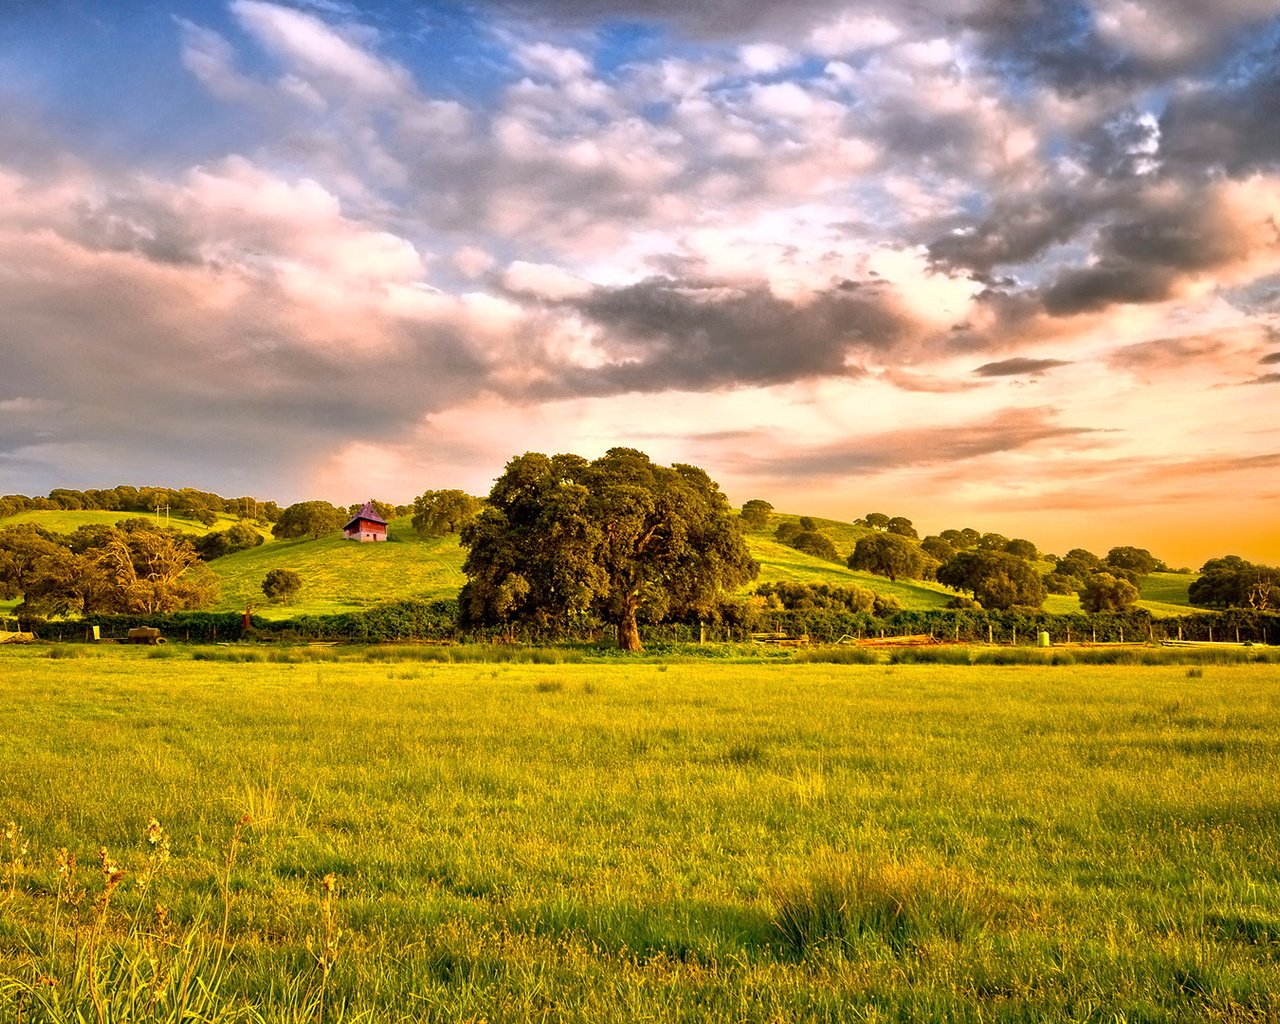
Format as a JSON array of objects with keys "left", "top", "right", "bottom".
[{"left": 1, "top": 508, "right": 1202, "bottom": 620}]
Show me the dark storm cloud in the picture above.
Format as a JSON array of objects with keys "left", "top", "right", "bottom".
[
  {"left": 972, "top": 357, "right": 1070, "bottom": 377},
  {"left": 1160, "top": 38, "right": 1280, "bottom": 175},
  {"left": 927, "top": 189, "right": 1109, "bottom": 276},
  {"left": 544, "top": 276, "right": 912, "bottom": 395},
  {"left": 1042, "top": 263, "right": 1177, "bottom": 316},
  {"left": 728, "top": 407, "right": 1096, "bottom": 479},
  {"left": 1039, "top": 190, "right": 1264, "bottom": 316}
]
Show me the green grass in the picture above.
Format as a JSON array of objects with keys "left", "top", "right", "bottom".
[
  {"left": 744, "top": 516, "right": 955, "bottom": 609},
  {"left": 209, "top": 517, "right": 465, "bottom": 617},
  {"left": 2, "top": 649, "right": 1279, "bottom": 1021},
  {"left": 0, "top": 508, "right": 241, "bottom": 536}
]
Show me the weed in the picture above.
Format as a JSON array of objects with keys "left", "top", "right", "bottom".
[{"left": 770, "top": 856, "right": 1000, "bottom": 956}]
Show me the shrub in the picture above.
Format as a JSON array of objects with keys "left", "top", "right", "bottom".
[{"left": 262, "top": 568, "right": 303, "bottom": 604}]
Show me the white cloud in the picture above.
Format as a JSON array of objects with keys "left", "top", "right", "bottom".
[
  {"left": 807, "top": 13, "right": 902, "bottom": 56},
  {"left": 230, "top": 0, "right": 411, "bottom": 99}
]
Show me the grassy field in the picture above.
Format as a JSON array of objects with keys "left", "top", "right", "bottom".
[
  {"left": 2, "top": 648, "right": 1279, "bottom": 1021},
  {"left": 209, "top": 518, "right": 466, "bottom": 617},
  {"left": 0, "top": 509, "right": 252, "bottom": 537}
]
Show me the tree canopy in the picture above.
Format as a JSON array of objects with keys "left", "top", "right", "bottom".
[
  {"left": 1079, "top": 572, "right": 1140, "bottom": 613},
  {"left": 936, "top": 550, "right": 1046, "bottom": 610},
  {"left": 739, "top": 499, "right": 774, "bottom": 530},
  {"left": 1188, "top": 557, "right": 1279, "bottom": 610},
  {"left": 262, "top": 568, "right": 303, "bottom": 604},
  {"left": 411, "top": 490, "right": 482, "bottom": 536},
  {"left": 847, "top": 533, "right": 931, "bottom": 583},
  {"left": 272, "top": 501, "right": 345, "bottom": 541},
  {"left": 459, "top": 449, "right": 757, "bottom": 650}
]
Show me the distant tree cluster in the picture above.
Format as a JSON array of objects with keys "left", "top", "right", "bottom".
[
  {"left": 774, "top": 519, "right": 841, "bottom": 562},
  {"left": 754, "top": 581, "right": 902, "bottom": 616},
  {"left": 271, "top": 501, "right": 346, "bottom": 541},
  {"left": 195, "top": 521, "right": 264, "bottom": 561},
  {"left": 848, "top": 533, "right": 935, "bottom": 583},
  {"left": 0, "top": 520, "right": 219, "bottom": 616},
  {"left": 0, "top": 486, "right": 280, "bottom": 524},
  {"left": 1189, "top": 556, "right": 1279, "bottom": 611},
  {"left": 412, "top": 490, "right": 483, "bottom": 536}
]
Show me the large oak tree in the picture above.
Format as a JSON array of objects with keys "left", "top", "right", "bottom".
[{"left": 459, "top": 449, "right": 757, "bottom": 650}]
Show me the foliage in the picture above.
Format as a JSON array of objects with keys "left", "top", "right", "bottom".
[
  {"left": 936, "top": 549, "right": 1046, "bottom": 610},
  {"left": 460, "top": 449, "right": 758, "bottom": 649},
  {"left": 1004, "top": 537, "right": 1039, "bottom": 560},
  {"left": 349, "top": 497, "right": 397, "bottom": 521},
  {"left": 1079, "top": 571, "right": 1140, "bottom": 613},
  {"left": 847, "top": 533, "right": 931, "bottom": 583},
  {"left": 411, "top": 489, "right": 482, "bottom": 536},
  {"left": 0, "top": 525, "right": 64, "bottom": 604},
  {"left": 1106, "top": 545, "right": 1165, "bottom": 576},
  {"left": 1189, "top": 557, "right": 1279, "bottom": 611},
  {"left": 739, "top": 499, "right": 774, "bottom": 529},
  {"left": 95, "top": 528, "right": 221, "bottom": 613},
  {"left": 261, "top": 568, "right": 302, "bottom": 604},
  {"left": 774, "top": 521, "right": 801, "bottom": 544},
  {"left": 862, "top": 512, "right": 890, "bottom": 530},
  {"left": 195, "top": 520, "right": 264, "bottom": 561},
  {"left": 272, "top": 501, "right": 346, "bottom": 541},
  {"left": 0, "top": 485, "right": 279, "bottom": 523},
  {"left": 10, "top": 525, "right": 218, "bottom": 616},
  {"left": 1042, "top": 572, "right": 1080, "bottom": 596},
  {"left": 885, "top": 516, "right": 917, "bottom": 539},
  {"left": 920, "top": 535, "right": 956, "bottom": 563},
  {"left": 1054, "top": 548, "right": 1104, "bottom": 584},
  {"left": 754, "top": 580, "right": 880, "bottom": 613},
  {"left": 789, "top": 530, "right": 839, "bottom": 562},
  {"left": 939, "top": 527, "right": 981, "bottom": 549}
]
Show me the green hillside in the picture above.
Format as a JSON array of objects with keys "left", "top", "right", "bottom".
[
  {"left": 0, "top": 509, "right": 237, "bottom": 536},
  {"left": 744, "top": 517, "right": 955, "bottom": 609},
  {"left": 0, "top": 508, "right": 1204, "bottom": 621},
  {"left": 210, "top": 517, "right": 465, "bottom": 618}
]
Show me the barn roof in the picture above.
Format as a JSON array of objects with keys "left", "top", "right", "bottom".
[{"left": 344, "top": 500, "right": 387, "bottom": 531}]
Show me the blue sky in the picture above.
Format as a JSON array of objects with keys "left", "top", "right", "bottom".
[{"left": 2, "top": 0, "right": 1279, "bottom": 561}]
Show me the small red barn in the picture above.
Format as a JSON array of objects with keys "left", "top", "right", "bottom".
[{"left": 343, "top": 501, "right": 388, "bottom": 542}]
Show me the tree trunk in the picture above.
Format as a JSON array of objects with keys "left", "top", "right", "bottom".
[{"left": 617, "top": 603, "right": 643, "bottom": 651}]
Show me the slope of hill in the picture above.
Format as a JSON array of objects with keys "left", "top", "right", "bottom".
[
  {"left": 0, "top": 508, "right": 1204, "bottom": 621},
  {"left": 210, "top": 518, "right": 465, "bottom": 617},
  {"left": 745, "top": 516, "right": 957, "bottom": 610},
  {"left": 0, "top": 509, "right": 240, "bottom": 536}
]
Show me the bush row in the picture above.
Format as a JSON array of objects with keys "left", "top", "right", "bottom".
[{"left": 24, "top": 601, "right": 1280, "bottom": 647}]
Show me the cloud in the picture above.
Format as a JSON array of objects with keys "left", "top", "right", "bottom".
[
  {"left": 1261, "top": 352, "right": 1280, "bottom": 365},
  {"left": 546, "top": 276, "right": 916, "bottom": 395},
  {"left": 728, "top": 407, "right": 1098, "bottom": 479},
  {"left": 972, "top": 357, "right": 1071, "bottom": 377},
  {"left": 1238, "top": 373, "right": 1280, "bottom": 386},
  {"left": 230, "top": 0, "right": 412, "bottom": 100},
  {"left": 1106, "top": 334, "right": 1230, "bottom": 374}
]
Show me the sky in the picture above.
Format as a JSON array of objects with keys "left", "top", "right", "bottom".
[{"left": 1, "top": 0, "right": 1279, "bottom": 565}]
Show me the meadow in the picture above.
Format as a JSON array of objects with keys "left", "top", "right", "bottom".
[{"left": 2, "top": 647, "right": 1278, "bottom": 1021}]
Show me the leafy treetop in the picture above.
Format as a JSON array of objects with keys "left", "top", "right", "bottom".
[{"left": 459, "top": 448, "right": 758, "bottom": 650}]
